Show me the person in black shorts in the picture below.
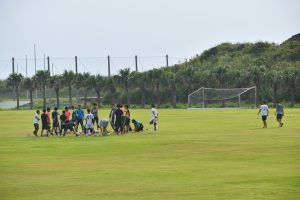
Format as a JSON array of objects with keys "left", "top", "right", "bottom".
[
  {"left": 41, "top": 109, "right": 50, "bottom": 137},
  {"left": 59, "top": 110, "right": 67, "bottom": 135},
  {"left": 114, "top": 104, "right": 123, "bottom": 134},
  {"left": 91, "top": 103, "right": 99, "bottom": 129},
  {"left": 51, "top": 107, "right": 60, "bottom": 135}
]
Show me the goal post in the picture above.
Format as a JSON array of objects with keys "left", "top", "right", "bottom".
[{"left": 187, "top": 86, "right": 257, "bottom": 109}]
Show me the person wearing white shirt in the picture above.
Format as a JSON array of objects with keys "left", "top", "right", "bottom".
[
  {"left": 258, "top": 101, "right": 269, "bottom": 128},
  {"left": 150, "top": 104, "right": 158, "bottom": 131},
  {"left": 33, "top": 110, "right": 40, "bottom": 136},
  {"left": 85, "top": 108, "right": 94, "bottom": 135}
]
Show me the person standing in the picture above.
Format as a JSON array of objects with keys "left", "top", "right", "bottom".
[
  {"left": 51, "top": 107, "right": 60, "bottom": 135},
  {"left": 85, "top": 108, "right": 94, "bottom": 136},
  {"left": 109, "top": 104, "right": 116, "bottom": 130},
  {"left": 76, "top": 104, "right": 84, "bottom": 132},
  {"left": 33, "top": 110, "right": 40, "bottom": 136},
  {"left": 258, "top": 101, "right": 269, "bottom": 128},
  {"left": 150, "top": 104, "right": 158, "bottom": 131},
  {"left": 65, "top": 107, "right": 71, "bottom": 121},
  {"left": 114, "top": 104, "right": 123, "bottom": 134},
  {"left": 41, "top": 108, "right": 50, "bottom": 136},
  {"left": 91, "top": 103, "right": 99, "bottom": 129},
  {"left": 275, "top": 100, "right": 284, "bottom": 127}
]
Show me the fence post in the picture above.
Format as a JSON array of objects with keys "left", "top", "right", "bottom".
[
  {"left": 47, "top": 56, "right": 50, "bottom": 74},
  {"left": 166, "top": 54, "right": 169, "bottom": 67},
  {"left": 135, "top": 55, "right": 138, "bottom": 72},
  {"left": 108, "top": 55, "right": 111, "bottom": 77},
  {"left": 75, "top": 56, "right": 78, "bottom": 74},
  {"left": 12, "top": 57, "right": 15, "bottom": 74}
]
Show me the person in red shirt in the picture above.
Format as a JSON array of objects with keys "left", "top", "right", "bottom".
[
  {"left": 45, "top": 107, "right": 52, "bottom": 135},
  {"left": 65, "top": 106, "right": 71, "bottom": 122}
]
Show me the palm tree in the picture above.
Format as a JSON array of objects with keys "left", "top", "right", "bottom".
[
  {"left": 104, "top": 76, "right": 117, "bottom": 104},
  {"left": 91, "top": 74, "right": 105, "bottom": 106},
  {"left": 164, "top": 71, "right": 177, "bottom": 107},
  {"left": 62, "top": 70, "right": 75, "bottom": 105},
  {"left": 74, "top": 73, "right": 92, "bottom": 108},
  {"left": 148, "top": 68, "right": 164, "bottom": 107},
  {"left": 33, "top": 70, "right": 50, "bottom": 108},
  {"left": 23, "top": 77, "right": 35, "bottom": 109},
  {"left": 118, "top": 68, "right": 131, "bottom": 105},
  {"left": 50, "top": 75, "right": 63, "bottom": 108},
  {"left": 131, "top": 71, "right": 147, "bottom": 107},
  {"left": 267, "top": 70, "right": 283, "bottom": 107},
  {"left": 283, "top": 67, "right": 298, "bottom": 107},
  {"left": 6, "top": 73, "right": 24, "bottom": 109},
  {"left": 249, "top": 65, "right": 266, "bottom": 106}
]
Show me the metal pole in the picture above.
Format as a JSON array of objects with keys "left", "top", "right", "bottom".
[
  {"left": 43, "top": 54, "right": 45, "bottom": 70},
  {"left": 25, "top": 55, "right": 28, "bottom": 77},
  {"left": 254, "top": 86, "right": 257, "bottom": 108},
  {"left": 107, "top": 55, "right": 111, "bottom": 77},
  {"left": 238, "top": 95, "right": 241, "bottom": 108},
  {"left": 52, "top": 63, "right": 54, "bottom": 75},
  {"left": 12, "top": 57, "right": 15, "bottom": 74},
  {"left": 135, "top": 55, "right": 138, "bottom": 72},
  {"left": 34, "top": 44, "right": 37, "bottom": 100},
  {"left": 75, "top": 56, "right": 78, "bottom": 74},
  {"left": 34, "top": 44, "right": 37, "bottom": 74},
  {"left": 202, "top": 88, "right": 205, "bottom": 108},
  {"left": 166, "top": 54, "right": 169, "bottom": 67},
  {"left": 26, "top": 55, "right": 28, "bottom": 99},
  {"left": 47, "top": 56, "right": 50, "bottom": 74}
]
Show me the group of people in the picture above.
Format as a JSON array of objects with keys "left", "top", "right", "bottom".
[
  {"left": 33, "top": 103, "right": 159, "bottom": 137},
  {"left": 258, "top": 100, "right": 284, "bottom": 128}
]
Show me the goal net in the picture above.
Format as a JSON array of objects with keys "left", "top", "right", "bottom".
[{"left": 187, "top": 86, "right": 257, "bottom": 109}]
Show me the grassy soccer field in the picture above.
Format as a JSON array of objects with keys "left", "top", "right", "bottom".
[{"left": 0, "top": 109, "right": 299, "bottom": 200}]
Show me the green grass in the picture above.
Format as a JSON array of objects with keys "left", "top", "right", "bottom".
[{"left": 0, "top": 109, "right": 299, "bottom": 200}]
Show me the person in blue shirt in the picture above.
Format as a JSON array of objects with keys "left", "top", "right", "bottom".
[{"left": 75, "top": 104, "right": 84, "bottom": 132}]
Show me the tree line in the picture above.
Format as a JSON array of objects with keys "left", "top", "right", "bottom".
[{"left": 4, "top": 33, "right": 300, "bottom": 109}]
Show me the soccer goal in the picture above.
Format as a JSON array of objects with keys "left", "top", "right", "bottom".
[{"left": 187, "top": 86, "right": 257, "bottom": 109}]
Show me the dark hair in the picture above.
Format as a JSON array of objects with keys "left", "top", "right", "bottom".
[
  {"left": 54, "top": 107, "right": 58, "bottom": 110},
  {"left": 93, "top": 103, "right": 97, "bottom": 106},
  {"left": 87, "top": 108, "right": 90, "bottom": 113},
  {"left": 117, "top": 104, "right": 121, "bottom": 108},
  {"left": 71, "top": 105, "right": 74, "bottom": 109},
  {"left": 36, "top": 110, "right": 40, "bottom": 113},
  {"left": 62, "top": 110, "right": 66, "bottom": 114},
  {"left": 132, "top": 119, "right": 136, "bottom": 123},
  {"left": 263, "top": 101, "right": 266, "bottom": 104},
  {"left": 277, "top": 100, "right": 280, "bottom": 103},
  {"left": 125, "top": 104, "right": 129, "bottom": 108},
  {"left": 151, "top": 104, "right": 155, "bottom": 108},
  {"left": 65, "top": 106, "right": 68, "bottom": 110},
  {"left": 47, "top": 107, "right": 50, "bottom": 111},
  {"left": 42, "top": 108, "right": 46, "bottom": 112}
]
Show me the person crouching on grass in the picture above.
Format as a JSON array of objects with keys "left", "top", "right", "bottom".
[
  {"left": 41, "top": 108, "right": 50, "bottom": 137},
  {"left": 85, "top": 108, "right": 94, "bottom": 136},
  {"left": 98, "top": 119, "right": 109, "bottom": 136},
  {"left": 132, "top": 119, "right": 144, "bottom": 132},
  {"left": 258, "top": 101, "right": 269, "bottom": 128},
  {"left": 33, "top": 110, "right": 40, "bottom": 136}
]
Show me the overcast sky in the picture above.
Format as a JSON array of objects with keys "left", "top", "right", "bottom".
[{"left": 0, "top": 0, "right": 299, "bottom": 78}]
